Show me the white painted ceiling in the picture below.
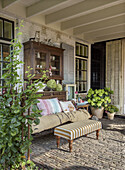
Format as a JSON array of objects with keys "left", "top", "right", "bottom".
[{"left": 0, "top": 0, "right": 125, "bottom": 43}]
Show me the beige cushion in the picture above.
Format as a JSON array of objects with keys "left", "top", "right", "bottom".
[
  {"left": 70, "top": 109, "right": 91, "bottom": 122},
  {"left": 32, "top": 110, "right": 91, "bottom": 134}
]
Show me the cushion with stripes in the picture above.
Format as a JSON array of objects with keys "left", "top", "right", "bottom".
[{"left": 37, "top": 98, "right": 62, "bottom": 116}]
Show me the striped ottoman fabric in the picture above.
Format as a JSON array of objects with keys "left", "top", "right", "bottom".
[
  {"left": 54, "top": 120, "right": 102, "bottom": 140},
  {"left": 54, "top": 120, "right": 102, "bottom": 152}
]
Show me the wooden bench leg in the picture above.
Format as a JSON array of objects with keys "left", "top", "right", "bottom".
[
  {"left": 56, "top": 136, "right": 60, "bottom": 148},
  {"left": 68, "top": 140, "right": 73, "bottom": 152},
  {"left": 96, "top": 129, "right": 100, "bottom": 139}
]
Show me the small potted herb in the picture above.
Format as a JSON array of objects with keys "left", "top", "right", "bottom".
[{"left": 105, "top": 104, "right": 119, "bottom": 120}]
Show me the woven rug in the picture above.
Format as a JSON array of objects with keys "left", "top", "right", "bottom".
[{"left": 31, "top": 116, "right": 125, "bottom": 170}]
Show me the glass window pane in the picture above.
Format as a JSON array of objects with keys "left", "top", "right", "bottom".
[
  {"left": 76, "top": 44, "right": 80, "bottom": 55},
  {"left": 0, "top": 19, "right": 3, "bottom": 37},
  {"left": 3, "top": 62, "right": 8, "bottom": 74},
  {"left": 3, "top": 44, "right": 10, "bottom": 61},
  {"left": 0, "top": 62, "right": 1, "bottom": 79},
  {"left": 0, "top": 80, "right": 2, "bottom": 95},
  {"left": 82, "top": 60, "right": 87, "bottom": 70},
  {"left": 0, "top": 44, "right": 1, "bottom": 61},
  {"left": 82, "top": 71, "right": 86, "bottom": 81},
  {"left": 84, "top": 46, "right": 88, "bottom": 57},
  {"left": 4, "top": 21, "right": 12, "bottom": 39}
]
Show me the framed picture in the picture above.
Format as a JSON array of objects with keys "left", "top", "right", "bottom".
[{"left": 64, "top": 84, "right": 76, "bottom": 100}]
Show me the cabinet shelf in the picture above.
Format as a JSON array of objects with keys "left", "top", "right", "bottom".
[
  {"left": 35, "top": 58, "right": 45, "bottom": 61},
  {"left": 35, "top": 68, "right": 45, "bottom": 70}
]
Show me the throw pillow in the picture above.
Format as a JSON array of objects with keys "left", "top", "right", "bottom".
[
  {"left": 59, "top": 101, "right": 76, "bottom": 113},
  {"left": 37, "top": 98, "right": 62, "bottom": 116}
]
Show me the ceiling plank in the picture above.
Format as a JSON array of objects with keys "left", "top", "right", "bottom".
[
  {"left": 93, "top": 32, "right": 125, "bottom": 42},
  {"left": 2, "top": 0, "right": 18, "bottom": 9},
  {"left": 61, "top": 2, "right": 125, "bottom": 30},
  {"left": 26, "top": 0, "right": 67, "bottom": 18},
  {"left": 45, "top": 0, "right": 117, "bottom": 24},
  {"left": 84, "top": 24, "right": 125, "bottom": 40},
  {"left": 74, "top": 14, "right": 125, "bottom": 35}
]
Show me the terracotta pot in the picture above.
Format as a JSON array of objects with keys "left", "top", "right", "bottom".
[
  {"left": 107, "top": 112, "right": 115, "bottom": 120},
  {"left": 91, "top": 107, "right": 104, "bottom": 119}
]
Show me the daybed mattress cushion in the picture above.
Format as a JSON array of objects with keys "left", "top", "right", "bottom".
[{"left": 32, "top": 110, "right": 91, "bottom": 134}]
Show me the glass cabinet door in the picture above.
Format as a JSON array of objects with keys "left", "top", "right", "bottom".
[
  {"left": 50, "top": 54, "right": 60, "bottom": 76},
  {"left": 35, "top": 51, "right": 47, "bottom": 75}
]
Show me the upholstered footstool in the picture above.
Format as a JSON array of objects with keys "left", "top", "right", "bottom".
[{"left": 54, "top": 120, "right": 102, "bottom": 152}]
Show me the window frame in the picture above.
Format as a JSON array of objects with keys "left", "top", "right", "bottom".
[
  {"left": 75, "top": 58, "right": 87, "bottom": 93},
  {"left": 75, "top": 42, "right": 88, "bottom": 58},
  {"left": 75, "top": 42, "right": 88, "bottom": 93},
  {"left": 0, "top": 17, "right": 14, "bottom": 95},
  {"left": 0, "top": 17, "right": 14, "bottom": 41},
  {"left": 0, "top": 43, "right": 13, "bottom": 94}
]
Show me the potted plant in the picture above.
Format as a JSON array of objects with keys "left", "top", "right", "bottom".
[
  {"left": 86, "top": 88, "right": 113, "bottom": 119},
  {"left": 56, "top": 83, "right": 62, "bottom": 91},
  {"left": 47, "top": 79, "right": 57, "bottom": 91},
  {"left": 105, "top": 105, "right": 119, "bottom": 120}
]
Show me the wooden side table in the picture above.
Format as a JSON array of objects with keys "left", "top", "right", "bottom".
[{"left": 77, "top": 104, "right": 89, "bottom": 111}]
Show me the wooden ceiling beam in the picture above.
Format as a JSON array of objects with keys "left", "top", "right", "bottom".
[
  {"left": 93, "top": 32, "right": 125, "bottom": 42},
  {"left": 45, "top": 0, "right": 117, "bottom": 24},
  {"left": 73, "top": 14, "right": 125, "bottom": 35},
  {"left": 61, "top": 2, "right": 125, "bottom": 30},
  {"left": 84, "top": 24, "right": 125, "bottom": 40},
  {"left": 2, "top": 0, "right": 19, "bottom": 9},
  {"left": 26, "top": 0, "right": 67, "bottom": 18}
]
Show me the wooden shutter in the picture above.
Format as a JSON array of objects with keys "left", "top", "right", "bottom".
[{"left": 61, "top": 43, "right": 75, "bottom": 84}]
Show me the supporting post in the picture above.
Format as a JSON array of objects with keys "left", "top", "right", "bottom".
[
  {"left": 28, "top": 108, "right": 30, "bottom": 160},
  {"left": 56, "top": 136, "right": 60, "bottom": 148},
  {"left": 96, "top": 129, "right": 100, "bottom": 140},
  {"left": 68, "top": 140, "right": 73, "bottom": 152}
]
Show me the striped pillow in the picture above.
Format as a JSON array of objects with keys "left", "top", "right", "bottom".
[{"left": 37, "top": 98, "right": 62, "bottom": 116}]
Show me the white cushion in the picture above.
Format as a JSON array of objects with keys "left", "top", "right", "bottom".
[{"left": 59, "top": 101, "right": 76, "bottom": 113}]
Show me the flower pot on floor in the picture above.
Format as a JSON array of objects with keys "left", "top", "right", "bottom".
[
  {"left": 107, "top": 112, "right": 115, "bottom": 120},
  {"left": 91, "top": 107, "right": 104, "bottom": 119}
]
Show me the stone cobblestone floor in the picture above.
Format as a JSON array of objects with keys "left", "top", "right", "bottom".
[{"left": 31, "top": 116, "right": 125, "bottom": 170}]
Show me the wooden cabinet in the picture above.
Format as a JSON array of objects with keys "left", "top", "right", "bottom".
[
  {"left": 37, "top": 91, "right": 66, "bottom": 101},
  {"left": 23, "top": 41, "right": 64, "bottom": 80}
]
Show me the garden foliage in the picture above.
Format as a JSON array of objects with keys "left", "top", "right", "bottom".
[{"left": 0, "top": 21, "right": 47, "bottom": 169}]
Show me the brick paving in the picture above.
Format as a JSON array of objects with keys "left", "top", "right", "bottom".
[{"left": 31, "top": 116, "right": 125, "bottom": 170}]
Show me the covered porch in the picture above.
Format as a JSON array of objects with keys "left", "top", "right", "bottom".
[
  {"left": 0, "top": 0, "right": 125, "bottom": 114},
  {"left": 0, "top": 0, "right": 125, "bottom": 169}
]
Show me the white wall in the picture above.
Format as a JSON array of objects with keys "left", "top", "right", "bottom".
[{"left": 0, "top": 14, "right": 91, "bottom": 93}]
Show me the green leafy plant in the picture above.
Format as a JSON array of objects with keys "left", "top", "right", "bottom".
[
  {"left": 47, "top": 79, "right": 56, "bottom": 90},
  {"left": 0, "top": 21, "right": 47, "bottom": 169},
  {"left": 105, "top": 104, "right": 119, "bottom": 113},
  {"left": 56, "top": 83, "right": 62, "bottom": 91},
  {"left": 86, "top": 87, "right": 113, "bottom": 108}
]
